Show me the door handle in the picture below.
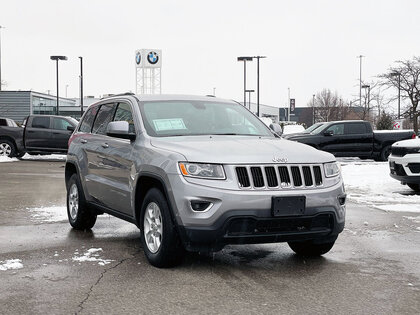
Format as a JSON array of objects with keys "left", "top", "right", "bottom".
[
  {"left": 81, "top": 139, "right": 88, "bottom": 144},
  {"left": 102, "top": 143, "right": 109, "bottom": 149}
]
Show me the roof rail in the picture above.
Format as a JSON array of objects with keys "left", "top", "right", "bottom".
[
  {"left": 100, "top": 92, "right": 135, "bottom": 100},
  {"left": 205, "top": 95, "right": 215, "bottom": 97}
]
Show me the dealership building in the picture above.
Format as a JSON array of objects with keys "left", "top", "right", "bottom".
[{"left": 0, "top": 91, "right": 98, "bottom": 122}]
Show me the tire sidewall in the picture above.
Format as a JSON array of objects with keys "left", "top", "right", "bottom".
[
  {"left": 140, "top": 188, "right": 183, "bottom": 266},
  {"left": 0, "top": 140, "right": 16, "bottom": 158},
  {"left": 67, "top": 174, "right": 81, "bottom": 226}
]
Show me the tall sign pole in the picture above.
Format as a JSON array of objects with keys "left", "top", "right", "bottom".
[
  {"left": 79, "top": 57, "right": 83, "bottom": 117},
  {"left": 357, "top": 55, "right": 364, "bottom": 108},
  {"left": 0, "top": 26, "right": 4, "bottom": 91}
]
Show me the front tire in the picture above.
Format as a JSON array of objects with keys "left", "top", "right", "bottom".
[
  {"left": 0, "top": 140, "right": 16, "bottom": 158},
  {"left": 66, "top": 174, "right": 97, "bottom": 230},
  {"left": 288, "top": 240, "right": 335, "bottom": 256},
  {"left": 140, "top": 188, "right": 185, "bottom": 268}
]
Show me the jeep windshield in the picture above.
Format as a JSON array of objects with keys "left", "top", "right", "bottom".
[{"left": 138, "top": 100, "right": 275, "bottom": 137}]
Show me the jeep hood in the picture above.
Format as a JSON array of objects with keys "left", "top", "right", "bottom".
[{"left": 150, "top": 135, "right": 334, "bottom": 164}]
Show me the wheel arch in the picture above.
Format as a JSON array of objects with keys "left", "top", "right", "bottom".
[{"left": 134, "top": 173, "right": 177, "bottom": 228}]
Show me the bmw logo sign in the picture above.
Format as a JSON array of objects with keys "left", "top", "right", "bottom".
[
  {"left": 135, "top": 52, "right": 141, "bottom": 65},
  {"left": 147, "top": 51, "right": 159, "bottom": 64}
]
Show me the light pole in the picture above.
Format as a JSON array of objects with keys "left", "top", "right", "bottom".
[
  {"left": 0, "top": 25, "right": 5, "bottom": 91},
  {"left": 362, "top": 84, "right": 370, "bottom": 119},
  {"left": 312, "top": 94, "right": 316, "bottom": 124},
  {"left": 237, "top": 56, "right": 253, "bottom": 107},
  {"left": 50, "top": 55, "right": 68, "bottom": 115},
  {"left": 253, "top": 56, "right": 266, "bottom": 117},
  {"left": 245, "top": 89, "right": 255, "bottom": 111},
  {"left": 357, "top": 55, "right": 364, "bottom": 108},
  {"left": 65, "top": 84, "right": 69, "bottom": 98},
  {"left": 391, "top": 72, "right": 401, "bottom": 119},
  {"left": 79, "top": 56, "right": 84, "bottom": 117}
]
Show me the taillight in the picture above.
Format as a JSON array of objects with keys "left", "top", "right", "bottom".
[
  {"left": 412, "top": 133, "right": 416, "bottom": 139},
  {"left": 68, "top": 133, "right": 76, "bottom": 148}
]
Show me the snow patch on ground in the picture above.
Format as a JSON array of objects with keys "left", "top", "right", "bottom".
[
  {"left": 72, "top": 248, "right": 113, "bottom": 266},
  {"left": 28, "top": 206, "right": 67, "bottom": 222},
  {"left": 20, "top": 154, "right": 66, "bottom": 161},
  {"left": 340, "top": 158, "right": 420, "bottom": 213},
  {"left": 0, "top": 259, "right": 23, "bottom": 271},
  {"left": 0, "top": 156, "right": 18, "bottom": 163}
]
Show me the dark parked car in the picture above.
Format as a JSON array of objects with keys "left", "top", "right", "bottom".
[
  {"left": 0, "top": 115, "right": 77, "bottom": 157},
  {"left": 284, "top": 120, "right": 416, "bottom": 161}
]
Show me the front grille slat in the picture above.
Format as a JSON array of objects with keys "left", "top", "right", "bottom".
[
  {"left": 291, "top": 166, "right": 303, "bottom": 187},
  {"left": 236, "top": 167, "right": 250, "bottom": 188},
  {"left": 302, "top": 166, "right": 313, "bottom": 186},
  {"left": 264, "top": 167, "right": 278, "bottom": 187},
  {"left": 236, "top": 164, "right": 323, "bottom": 189},
  {"left": 250, "top": 167, "right": 265, "bottom": 187}
]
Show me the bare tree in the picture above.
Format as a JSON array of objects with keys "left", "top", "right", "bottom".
[
  {"left": 379, "top": 57, "right": 420, "bottom": 134},
  {"left": 313, "top": 89, "right": 340, "bottom": 122}
]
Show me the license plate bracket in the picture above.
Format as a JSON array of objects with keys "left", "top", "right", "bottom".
[{"left": 271, "top": 196, "right": 306, "bottom": 217}]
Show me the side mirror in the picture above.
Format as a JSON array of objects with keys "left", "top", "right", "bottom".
[
  {"left": 67, "top": 125, "right": 76, "bottom": 132},
  {"left": 324, "top": 130, "right": 334, "bottom": 136},
  {"left": 106, "top": 121, "right": 136, "bottom": 140},
  {"left": 270, "top": 123, "right": 282, "bottom": 136}
]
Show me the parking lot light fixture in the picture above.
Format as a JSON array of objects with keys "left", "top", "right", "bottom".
[
  {"left": 50, "top": 55, "right": 68, "bottom": 115},
  {"left": 237, "top": 56, "right": 253, "bottom": 107}
]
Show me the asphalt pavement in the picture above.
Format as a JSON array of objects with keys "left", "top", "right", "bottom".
[{"left": 0, "top": 160, "right": 419, "bottom": 314}]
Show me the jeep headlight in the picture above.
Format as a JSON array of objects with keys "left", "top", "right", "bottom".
[
  {"left": 179, "top": 162, "right": 226, "bottom": 180},
  {"left": 324, "top": 162, "right": 340, "bottom": 177}
]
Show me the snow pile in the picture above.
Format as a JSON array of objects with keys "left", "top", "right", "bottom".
[
  {"left": 0, "top": 156, "right": 18, "bottom": 163},
  {"left": 340, "top": 159, "right": 420, "bottom": 213},
  {"left": 72, "top": 248, "right": 113, "bottom": 266},
  {"left": 28, "top": 206, "right": 67, "bottom": 222},
  {"left": 0, "top": 259, "right": 23, "bottom": 271}
]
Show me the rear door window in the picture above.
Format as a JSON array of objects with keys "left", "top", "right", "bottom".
[
  {"left": 345, "top": 123, "right": 367, "bottom": 134},
  {"left": 92, "top": 103, "right": 116, "bottom": 135},
  {"left": 0, "top": 119, "right": 6, "bottom": 126},
  {"left": 79, "top": 106, "right": 98, "bottom": 133},
  {"left": 31, "top": 117, "right": 50, "bottom": 129}
]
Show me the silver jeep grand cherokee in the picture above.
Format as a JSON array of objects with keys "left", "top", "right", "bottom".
[{"left": 65, "top": 94, "right": 346, "bottom": 267}]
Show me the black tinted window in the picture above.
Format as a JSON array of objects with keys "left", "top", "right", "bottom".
[
  {"left": 32, "top": 117, "right": 50, "bottom": 129},
  {"left": 0, "top": 119, "right": 6, "bottom": 126},
  {"left": 345, "top": 123, "right": 367, "bottom": 134},
  {"left": 79, "top": 107, "right": 98, "bottom": 133},
  {"left": 52, "top": 118, "right": 73, "bottom": 130},
  {"left": 114, "top": 102, "right": 135, "bottom": 133},
  {"left": 325, "top": 124, "right": 344, "bottom": 135},
  {"left": 92, "top": 103, "right": 116, "bottom": 135}
]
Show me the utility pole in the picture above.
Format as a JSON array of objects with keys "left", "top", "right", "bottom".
[
  {"left": 288, "top": 87, "right": 291, "bottom": 121},
  {"left": 237, "top": 57, "right": 253, "bottom": 107},
  {"left": 357, "top": 55, "right": 364, "bottom": 108},
  {"left": 312, "top": 94, "right": 316, "bottom": 124},
  {"left": 253, "top": 56, "right": 266, "bottom": 117},
  {"left": 79, "top": 56, "right": 84, "bottom": 117},
  {"left": 0, "top": 26, "right": 5, "bottom": 91}
]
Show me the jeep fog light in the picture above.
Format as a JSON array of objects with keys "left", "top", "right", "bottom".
[
  {"left": 324, "top": 162, "right": 340, "bottom": 178},
  {"left": 190, "top": 200, "right": 213, "bottom": 212},
  {"left": 179, "top": 162, "right": 225, "bottom": 179}
]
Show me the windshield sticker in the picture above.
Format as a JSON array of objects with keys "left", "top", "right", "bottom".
[{"left": 153, "top": 118, "right": 187, "bottom": 131}]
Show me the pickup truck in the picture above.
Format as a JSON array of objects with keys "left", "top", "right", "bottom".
[
  {"left": 0, "top": 115, "right": 78, "bottom": 158},
  {"left": 284, "top": 120, "right": 416, "bottom": 161}
]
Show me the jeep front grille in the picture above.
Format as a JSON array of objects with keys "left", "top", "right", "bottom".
[{"left": 235, "top": 165, "right": 323, "bottom": 189}]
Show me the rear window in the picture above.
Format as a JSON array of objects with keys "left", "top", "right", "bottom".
[
  {"left": 32, "top": 117, "right": 50, "bottom": 129},
  {"left": 0, "top": 119, "right": 6, "bottom": 126},
  {"left": 79, "top": 106, "right": 98, "bottom": 133}
]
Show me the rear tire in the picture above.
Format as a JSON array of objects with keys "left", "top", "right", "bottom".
[
  {"left": 288, "top": 240, "right": 335, "bottom": 256},
  {"left": 0, "top": 140, "right": 16, "bottom": 158},
  {"left": 407, "top": 183, "right": 420, "bottom": 192},
  {"left": 380, "top": 145, "right": 391, "bottom": 161},
  {"left": 140, "top": 188, "right": 185, "bottom": 268},
  {"left": 66, "top": 174, "right": 97, "bottom": 230}
]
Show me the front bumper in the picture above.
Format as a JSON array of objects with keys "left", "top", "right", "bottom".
[
  {"left": 389, "top": 154, "right": 420, "bottom": 184},
  {"left": 167, "top": 174, "right": 346, "bottom": 251}
]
